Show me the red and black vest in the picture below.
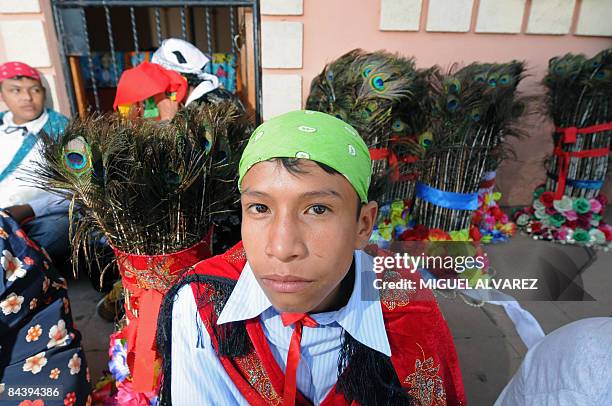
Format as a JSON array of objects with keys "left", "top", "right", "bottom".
[{"left": 157, "top": 242, "right": 466, "bottom": 405}]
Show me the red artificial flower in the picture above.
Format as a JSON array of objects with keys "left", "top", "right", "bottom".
[
  {"left": 539, "top": 191, "right": 555, "bottom": 208},
  {"left": 566, "top": 220, "right": 578, "bottom": 229},
  {"left": 469, "top": 226, "right": 482, "bottom": 241},
  {"left": 472, "top": 211, "right": 483, "bottom": 225},
  {"left": 576, "top": 216, "right": 591, "bottom": 230},
  {"left": 491, "top": 206, "right": 505, "bottom": 221},
  {"left": 531, "top": 221, "right": 542, "bottom": 233},
  {"left": 545, "top": 206, "right": 556, "bottom": 216},
  {"left": 598, "top": 225, "right": 612, "bottom": 241},
  {"left": 428, "top": 228, "right": 451, "bottom": 241},
  {"left": 399, "top": 224, "right": 429, "bottom": 241},
  {"left": 596, "top": 193, "right": 608, "bottom": 207}
]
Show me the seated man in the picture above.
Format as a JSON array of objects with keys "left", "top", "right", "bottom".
[
  {"left": 113, "top": 61, "right": 187, "bottom": 122},
  {"left": 0, "top": 62, "right": 70, "bottom": 262},
  {"left": 496, "top": 317, "right": 612, "bottom": 406},
  {"left": 157, "top": 111, "right": 465, "bottom": 405}
]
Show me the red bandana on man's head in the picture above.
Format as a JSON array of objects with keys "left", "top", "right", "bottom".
[
  {"left": 0, "top": 61, "right": 41, "bottom": 83},
  {"left": 113, "top": 61, "right": 187, "bottom": 110}
]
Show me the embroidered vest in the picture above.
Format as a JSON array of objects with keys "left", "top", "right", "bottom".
[{"left": 159, "top": 243, "right": 466, "bottom": 406}]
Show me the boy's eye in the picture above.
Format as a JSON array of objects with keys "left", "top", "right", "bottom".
[
  {"left": 308, "top": 205, "right": 329, "bottom": 215},
  {"left": 248, "top": 203, "right": 269, "bottom": 214}
]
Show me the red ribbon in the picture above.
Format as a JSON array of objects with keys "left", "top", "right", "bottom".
[
  {"left": 369, "top": 136, "right": 420, "bottom": 182},
  {"left": 280, "top": 313, "right": 318, "bottom": 406},
  {"left": 479, "top": 177, "right": 496, "bottom": 190},
  {"left": 113, "top": 229, "right": 213, "bottom": 393},
  {"left": 552, "top": 122, "right": 612, "bottom": 199}
]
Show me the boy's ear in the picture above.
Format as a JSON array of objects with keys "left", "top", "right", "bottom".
[{"left": 355, "top": 201, "right": 378, "bottom": 250}]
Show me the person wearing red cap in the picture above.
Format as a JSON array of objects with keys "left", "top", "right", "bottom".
[
  {"left": 0, "top": 61, "right": 71, "bottom": 262},
  {"left": 113, "top": 61, "right": 187, "bottom": 121}
]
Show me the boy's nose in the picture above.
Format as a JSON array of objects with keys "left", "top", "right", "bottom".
[{"left": 265, "top": 213, "right": 307, "bottom": 263}]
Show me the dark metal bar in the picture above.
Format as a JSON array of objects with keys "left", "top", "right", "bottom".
[
  {"left": 252, "top": 0, "right": 262, "bottom": 124},
  {"left": 205, "top": 7, "right": 212, "bottom": 53},
  {"left": 180, "top": 6, "right": 187, "bottom": 40},
  {"left": 80, "top": 7, "right": 100, "bottom": 111},
  {"left": 103, "top": 4, "right": 119, "bottom": 86},
  {"left": 154, "top": 7, "right": 162, "bottom": 46},
  {"left": 130, "top": 6, "right": 140, "bottom": 55},
  {"left": 229, "top": 6, "right": 236, "bottom": 53},
  {"left": 54, "top": 0, "right": 255, "bottom": 7},
  {"left": 51, "top": 4, "right": 77, "bottom": 114}
]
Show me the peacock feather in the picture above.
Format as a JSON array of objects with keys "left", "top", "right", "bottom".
[
  {"left": 412, "top": 61, "right": 529, "bottom": 231},
  {"left": 543, "top": 48, "right": 612, "bottom": 199},
  {"left": 31, "top": 102, "right": 250, "bottom": 275}
]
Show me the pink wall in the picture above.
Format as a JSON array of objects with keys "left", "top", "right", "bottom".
[{"left": 263, "top": 0, "right": 612, "bottom": 206}]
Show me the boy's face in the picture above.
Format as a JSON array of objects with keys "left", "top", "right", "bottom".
[
  {"left": 240, "top": 159, "right": 377, "bottom": 313},
  {"left": 0, "top": 77, "right": 45, "bottom": 124}
]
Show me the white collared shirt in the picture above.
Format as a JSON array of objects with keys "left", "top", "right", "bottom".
[
  {"left": 170, "top": 250, "right": 391, "bottom": 405},
  {"left": 0, "top": 110, "right": 67, "bottom": 215}
]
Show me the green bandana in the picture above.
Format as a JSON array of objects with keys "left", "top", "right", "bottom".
[{"left": 238, "top": 110, "right": 372, "bottom": 202}]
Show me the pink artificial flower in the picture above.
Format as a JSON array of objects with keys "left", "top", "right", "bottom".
[
  {"left": 589, "top": 198, "right": 603, "bottom": 214},
  {"left": 564, "top": 210, "right": 578, "bottom": 221}
]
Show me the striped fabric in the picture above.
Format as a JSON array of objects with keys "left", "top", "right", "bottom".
[{"left": 171, "top": 250, "right": 391, "bottom": 405}]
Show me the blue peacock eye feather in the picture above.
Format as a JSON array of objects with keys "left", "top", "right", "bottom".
[
  {"left": 66, "top": 152, "right": 87, "bottom": 170},
  {"left": 446, "top": 95, "right": 460, "bottom": 112},
  {"left": 326, "top": 71, "right": 334, "bottom": 82},
  {"left": 418, "top": 131, "right": 433, "bottom": 148},
  {"left": 336, "top": 109, "right": 348, "bottom": 121},
  {"left": 391, "top": 119, "right": 406, "bottom": 133},
  {"left": 474, "top": 74, "right": 486, "bottom": 83},
  {"left": 499, "top": 74, "right": 510, "bottom": 85},
  {"left": 470, "top": 109, "right": 481, "bottom": 122},
  {"left": 362, "top": 67, "right": 373, "bottom": 78},
  {"left": 62, "top": 136, "right": 92, "bottom": 177},
  {"left": 370, "top": 75, "right": 385, "bottom": 92}
]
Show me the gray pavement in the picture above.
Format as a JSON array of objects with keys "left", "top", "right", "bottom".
[{"left": 66, "top": 232, "right": 612, "bottom": 405}]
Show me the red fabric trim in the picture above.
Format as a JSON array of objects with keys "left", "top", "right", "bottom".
[
  {"left": 479, "top": 177, "right": 496, "bottom": 190},
  {"left": 188, "top": 242, "right": 466, "bottom": 405},
  {"left": 369, "top": 136, "right": 420, "bottom": 183},
  {"left": 113, "top": 229, "right": 213, "bottom": 392},
  {"left": 552, "top": 122, "right": 612, "bottom": 199}
]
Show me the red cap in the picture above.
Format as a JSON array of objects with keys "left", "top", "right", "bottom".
[
  {"left": 113, "top": 62, "right": 187, "bottom": 110},
  {"left": 0, "top": 61, "right": 41, "bottom": 82}
]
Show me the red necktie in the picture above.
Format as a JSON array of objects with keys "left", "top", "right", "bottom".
[{"left": 280, "top": 313, "right": 318, "bottom": 406}]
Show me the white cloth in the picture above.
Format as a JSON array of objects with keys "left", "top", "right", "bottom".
[
  {"left": 495, "top": 317, "right": 612, "bottom": 406},
  {"left": 459, "top": 288, "right": 545, "bottom": 349},
  {"left": 151, "top": 38, "right": 220, "bottom": 107},
  {"left": 0, "top": 110, "right": 67, "bottom": 216},
  {"left": 184, "top": 76, "right": 220, "bottom": 107},
  {"left": 171, "top": 250, "right": 392, "bottom": 405}
]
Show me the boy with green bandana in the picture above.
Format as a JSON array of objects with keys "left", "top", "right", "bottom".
[{"left": 157, "top": 110, "right": 465, "bottom": 405}]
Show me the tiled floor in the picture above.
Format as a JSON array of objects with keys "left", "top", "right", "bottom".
[{"left": 67, "top": 233, "right": 612, "bottom": 405}]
